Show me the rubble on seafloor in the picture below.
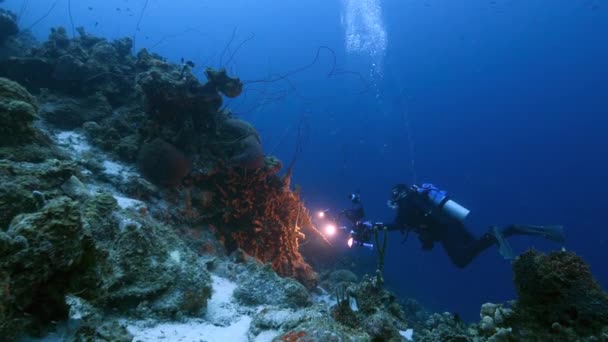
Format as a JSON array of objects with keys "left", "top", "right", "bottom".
[{"left": 0, "top": 9, "right": 607, "bottom": 341}]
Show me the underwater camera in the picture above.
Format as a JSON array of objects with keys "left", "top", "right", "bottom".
[{"left": 347, "top": 221, "right": 379, "bottom": 250}]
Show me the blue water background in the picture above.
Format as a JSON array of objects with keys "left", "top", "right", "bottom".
[{"left": 5, "top": 0, "right": 607, "bottom": 321}]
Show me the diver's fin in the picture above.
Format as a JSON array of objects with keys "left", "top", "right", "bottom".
[
  {"left": 493, "top": 226, "right": 514, "bottom": 260},
  {"left": 511, "top": 225, "right": 565, "bottom": 243}
]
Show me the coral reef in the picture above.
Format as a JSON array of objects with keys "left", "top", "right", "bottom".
[
  {"left": 135, "top": 49, "right": 222, "bottom": 135},
  {"left": 0, "top": 80, "right": 212, "bottom": 339},
  {"left": 512, "top": 249, "right": 608, "bottom": 338},
  {"left": 0, "top": 77, "right": 38, "bottom": 145},
  {"left": 319, "top": 269, "right": 358, "bottom": 294},
  {"left": 204, "top": 67, "right": 243, "bottom": 98},
  {"left": 414, "top": 249, "right": 608, "bottom": 341},
  {"left": 38, "top": 91, "right": 113, "bottom": 129},
  {"left": 0, "top": 8, "right": 18, "bottom": 44},
  {"left": 0, "top": 185, "right": 213, "bottom": 338},
  {"left": 0, "top": 26, "right": 319, "bottom": 292},
  {"left": 0, "top": 159, "right": 80, "bottom": 228},
  {"left": 0, "top": 27, "right": 135, "bottom": 105},
  {"left": 0, "top": 17, "right": 606, "bottom": 342},
  {"left": 415, "top": 312, "right": 472, "bottom": 342},
  {"left": 137, "top": 138, "right": 193, "bottom": 186},
  {"left": 0, "top": 197, "right": 98, "bottom": 338},
  {"left": 211, "top": 250, "right": 311, "bottom": 309},
  {"left": 316, "top": 271, "right": 411, "bottom": 341}
]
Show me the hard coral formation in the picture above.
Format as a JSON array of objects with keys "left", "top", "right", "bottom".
[
  {"left": 512, "top": 249, "right": 608, "bottom": 337},
  {"left": 0, "top": 77, "right": 38, "bottom": 145},
  {"left": 0, "top": 159, "right": 80, "bottom": 228},
  {"left": 3, "top": 27, "right": 317, "bottom": 292},
  {"left": 0, "top": 197, "right": 97, "bottom": 338},
  {"left": 0, "top": 188, "right": 213, "bottom": 338},
  {"left": 38, "top": 91, "right": 112, "bottom": 129},
  {"left": 414, "top": 249, "right": 608, "bottom": 341},
  {"left": 136, "top": 49, "right": 222, "bottom": 133},
  {"left": 0, "top": 26, "right": 135, "bottom": 105},
  {"left": 212, "top": 250, "right": 311, "bottom": 309},
  {"left": 317, "top": 272, "right": 411, "bottom": 341}
]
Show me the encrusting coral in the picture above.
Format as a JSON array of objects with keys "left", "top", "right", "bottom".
[{"left": 0, "top": 77, "right": 38, "bottom": 145}]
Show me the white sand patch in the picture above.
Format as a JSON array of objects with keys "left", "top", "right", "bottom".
[
  {"left": 253, "top": 329, "right": 281, "bottom": 342},
  {"left": 127, "top": 275, "right": 253, "bottom": 342},
  {"left": 206, "top": 275, "right": 239, "bottom": 326},
  {"left": 113, "top": 195, "right": 146, "bottom": 211},
  {"left": 128, "top": 316, "right": 251, "bottom": 342},
  {"left": 312, "top": 291, "right": 334, "bottom": 307},
  {"left": 169, "top": 250, "right": 181, "bottom": 264},
  {"left": 55, "top": 131, "right": 90, "bottom": 154},
  {"left": 102, "top": 160, "right": 128, "bottom": 176},
  {"left": 400, "top": 328, "right": 414, "bottom": 341}
]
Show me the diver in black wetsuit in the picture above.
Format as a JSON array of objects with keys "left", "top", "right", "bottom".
[{"left": 384, "top": 183, "right": 566, "bottom": 268}]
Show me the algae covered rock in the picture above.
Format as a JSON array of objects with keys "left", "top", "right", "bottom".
[
  {"left": 275, "top": 315, "right": 371, "bottom": 342},
  {"left": 0, "top": 189, "right": 213, "bottom": 338},
  {"left": 87, "top": 195, "right": 212, "bottom": 318},
  {"left": 39, "top": 92, "right": 112, "bottom": 129},
  {"left": 0, "top": 197, "right": 98, "bottom": 338},
  {"left": 416, "top": 312, "right": 472, "bottom": 342},
  {"left": 0, "top": 77, "right": 38, "bottom": 145},
  {"left": 69, "top": 320, "right": 133, "bottom": 342},
  {"left": 212, "top": 252, "right": 311, "bottom": 309},
  {"left": 233, "top": 262, "right": 311, "bottom": 309},
  {"left": 0, "top": 159, "right": 80, "bottom": 229},
  {"left": 320, "top": 269, "right": 358, "bottom": 295}
]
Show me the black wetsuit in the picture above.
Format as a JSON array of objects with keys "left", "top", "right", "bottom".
[{"left": 388, "top": 192, "right": 512, "bottom": 268}]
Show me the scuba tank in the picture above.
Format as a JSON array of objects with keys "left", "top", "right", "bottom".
[{"left": 414, "top": 183, "right": 470, "bottom": 222}]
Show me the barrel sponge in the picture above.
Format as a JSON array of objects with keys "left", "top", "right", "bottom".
[
  {"left": 137, "top": 138, "right": 192, "bottom": 186},
  {"left": 222, "top": 118, "right": 261, "bottom": 143},
  {"left": 229, "top": 135, "right": 265, "bottom": 169},
  {"left": 0, "top": 77, "right": 38, "bottom": 145}
]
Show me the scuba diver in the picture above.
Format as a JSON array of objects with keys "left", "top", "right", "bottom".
[
  {"left": 344, "top": 184, "right": 565, "bottom": 268},
  {"left": 340, "top": 192, "right": 374, "bottom": 248}
]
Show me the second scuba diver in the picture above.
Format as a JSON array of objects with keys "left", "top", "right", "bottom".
[{"left": 343, "top": 184, "right": 565, "bottom": 268}]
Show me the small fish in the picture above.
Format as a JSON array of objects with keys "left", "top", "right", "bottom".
[
  {"left": 88, "top": 6, "right": 93, "bottom": 10},
  {"left": 95, "top": 21, "right": 99, "bottom": 27}
]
